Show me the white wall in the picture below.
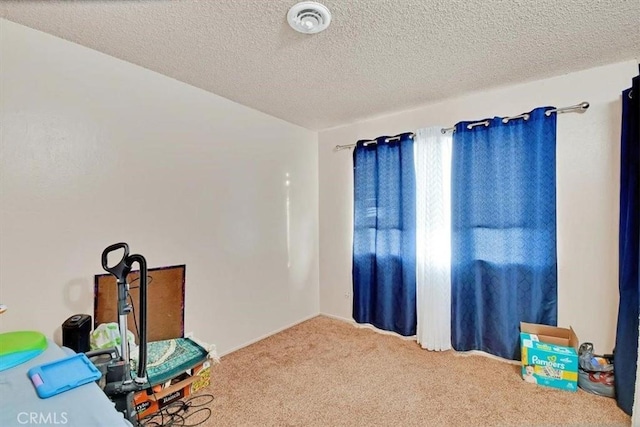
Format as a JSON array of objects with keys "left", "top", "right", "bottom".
[
  {"left": 319, "top": 60, "right": 638, "bottom": 353},
  {"left": 0, "top": 19, "right": 319, "bottom": 356}
]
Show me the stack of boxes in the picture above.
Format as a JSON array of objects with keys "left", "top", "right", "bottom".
[{"left": 134, "top": 358, "right": 213, "bottom": 418}]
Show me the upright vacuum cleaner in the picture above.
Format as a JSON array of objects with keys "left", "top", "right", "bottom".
[{"left": 87, "top": 243, "right": 148, "bottom": 425}]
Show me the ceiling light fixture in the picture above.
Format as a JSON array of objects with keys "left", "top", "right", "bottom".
[{"left": 287, "top": 2, "right": 332, "bottom": 34}]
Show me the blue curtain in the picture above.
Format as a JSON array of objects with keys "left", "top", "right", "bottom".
[
  {"left": 352, "top": 133, "right": 416, "bottom": 336},
  {"left": 451, "top": 107, "right": 558, "bottom": 360},
  {"left": 615, "top": 75, "right": 639, "bottom": 416}
]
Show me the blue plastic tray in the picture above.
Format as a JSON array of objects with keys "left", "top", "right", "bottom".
[{"left": 27, "top": 353, "right": 102, "bottom": 398}]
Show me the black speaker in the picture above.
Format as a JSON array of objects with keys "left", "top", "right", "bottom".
[{"left": 62, "top": 314, "right": 92, "bottom": 353}]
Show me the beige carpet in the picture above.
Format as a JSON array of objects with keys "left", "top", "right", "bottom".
[{"left": 201, "top": 316, "right": 630, "bottom": 426}]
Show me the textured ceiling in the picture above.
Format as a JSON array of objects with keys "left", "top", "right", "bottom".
[{"left": 1, "top": 0, "right": 639, "bottom": 130}]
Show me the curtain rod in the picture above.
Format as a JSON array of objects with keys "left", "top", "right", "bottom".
[
  {"left": 334, "top": 101, "right": 590, "bottom": 151},
  {"left": 333, "top": 132, "right": 416, "bottom": 152}
]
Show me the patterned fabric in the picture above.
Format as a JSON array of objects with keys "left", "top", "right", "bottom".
[
  {"left": 132, "top": 338, "right": 208, "bottom": 386},
  {"left": 352, "top": 133, "right": 417, "bottom": 336},
  {"left": 451, "top": 107, "right": 558, "bottom": 360},
  {"left": 415, "top": 127, "right": 452, "bottom": 350},
  {"left": 90, "top": 323, "right": 136, "bottom": 351},
  {"left": 615, "top": 79, "right": 639, "bottom": 416}
]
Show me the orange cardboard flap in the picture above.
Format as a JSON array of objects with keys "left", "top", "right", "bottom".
[{"left": 149, "top": 376, "right": 197, "bottom": 401}]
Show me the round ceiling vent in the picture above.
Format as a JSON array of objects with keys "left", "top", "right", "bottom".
[{"left": 287, "top": 2, "right": 332, "bottom": 34}]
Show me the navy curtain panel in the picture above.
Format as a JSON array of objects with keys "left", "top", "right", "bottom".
[
  {"left": 451, "top": 107, "right": 558, "bottom": 360},
  {"left": 352, "top": 133, "right": 417, "bottom": 336},
  {"left": 615, "top": 75, "right": 639, "bottom": 416}
]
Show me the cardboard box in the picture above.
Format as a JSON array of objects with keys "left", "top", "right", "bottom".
[
  {"left": 520, "top": 322, "right": 579, "bottom": 392},
  {"left": 134, "top": 358, "right": 212, "bottom": 419}
]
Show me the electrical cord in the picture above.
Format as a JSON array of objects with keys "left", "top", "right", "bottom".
[
  {"left": 128, "top": 275, "right": 154, "bottom": 290},
  {"left": 128, "top": 292, "right": 213, "bottom": 427},
  {"left": 138, "top": 394, "right": 214, "bottom": 427}
]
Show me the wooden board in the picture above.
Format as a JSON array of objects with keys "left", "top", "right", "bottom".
[{"left": 94, "top": 264, "right": 185, "bottom": 343}]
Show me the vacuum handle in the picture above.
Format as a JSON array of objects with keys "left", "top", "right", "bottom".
[
  {"left": 127, "top": 254, "right": 148, "bottom": 381},
  {"left": 101, "top": 243, "right": 130, "bottom": 282}
]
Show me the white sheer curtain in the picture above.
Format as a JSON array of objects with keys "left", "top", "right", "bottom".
[{"left": 414, "top": 126, "right": 452, "bottom": 351}]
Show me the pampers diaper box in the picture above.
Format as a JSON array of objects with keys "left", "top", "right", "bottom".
[{"left": 520, "top": 322, "right": 579, "bottom": 392}]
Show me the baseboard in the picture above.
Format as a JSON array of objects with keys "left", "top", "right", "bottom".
[
  {"left": 220, "top": 312, "right": 521, "bottom": 366},
  {"left": 321, "top": 313, "right": 521, "bottom": 365},
  {"left": 320, "top": 312, "right": 416, "bottom": 341},
  {"left": 219, "top": 312, "right": 320, "bottom": 357},
  {"left": 318, "top": 312, "right": 353, "bottom": 323},
  {"left": 452, "top": 350, "right": 521, "bottom": 365}
]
